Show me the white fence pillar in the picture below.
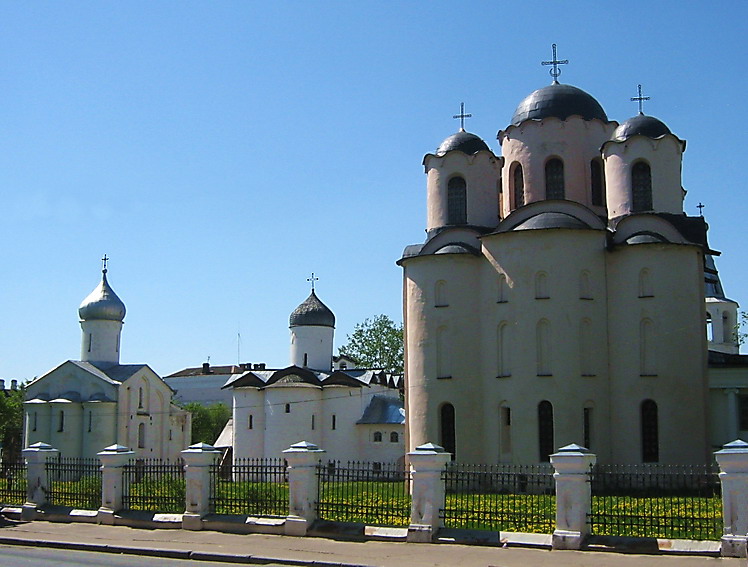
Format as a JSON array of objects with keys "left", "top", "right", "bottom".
[
  {"left": 182, "top": 442, "right": 221, "bottom": 531},
  {"left": 407, "top": 443, "right": 452, "bottom": 543},
  {"left": 97, "top": 444, "right": 133, "bottom": 525},
  {"left": 22, "top": 442, "right": 59, "bottom": 520},
  {"left": 550, "top": 443, "right": 596, "bottom": 550},
  {"left": 715, "top": 439, "right": 748, "bottom": 558},
  {"left": 283, "top": 441, "right": 325, "bottom": 536}
]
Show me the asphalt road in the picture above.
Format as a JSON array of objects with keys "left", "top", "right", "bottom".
[{"left": 0, "top": 544, "right": 287, "bottom": 566}]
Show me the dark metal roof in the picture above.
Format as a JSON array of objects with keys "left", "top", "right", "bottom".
[
  {"left": 356, "top": 394, "right": 405, "bottom": 425},
  {"left": 513, "top": 212, "right": 593, "bottom": 231},
  {"left": 289, "top": 290, "right": 335, "bottom": 328},
  {"left": 435, "top": 129, "right": 490, "bottom": 156},
  {"left": 511, "top": 83, "right": 607, "bottom": 126},
  {"left": 625, "top": 232, "right": 668, "bottom": 245},
  {"left": 434, "top": 243, "right": 480, "bottom": 255},
  {"left": 613, "top": 114, "right": 672, "bottom": 141},
  {"left": 708, "top": 350, "right": 748, "bottom": 367}
]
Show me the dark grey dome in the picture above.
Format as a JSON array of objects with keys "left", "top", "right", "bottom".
[
  {"left": 625, "top": 232, "right": 668, "bottom": 245},
  {"left": 79, "top": 271, "right": 126, "bottom": 322},
  {"left": 289, "top": 290, "right": 335, "bottom": 328},
  {"left": 514, "top": 212, "right": 592, "bottom": 231},
  {"left": 613, "top": 114, "right": 672, "bottom": 141},
  {"left": 511, "top": 83, "right": 607, "bottom": 126},
  {"left": 436, "top": 129, "right": 490, "bottom": 156}
]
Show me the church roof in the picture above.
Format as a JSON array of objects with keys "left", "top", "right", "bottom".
[
  {"left": 510, "top": 83, "right": 608, "bottom": 126},
  {"left": 78, "top": 270, "right": 126, "bottom": 322},
  {"left": 435, "top": 129, "right": 490, "bottom": 156},
  {"left": 357, "top": 394, "right": 405, "bottom": 425},
  {"left": 289, "top": 290, "right": 335, "bottom": 328},
  {"left": 613, "top": 114, "right": 672, "bottom": 141},
  {"left": 513, "top": 212, "right": 594, "bottom": 231}
]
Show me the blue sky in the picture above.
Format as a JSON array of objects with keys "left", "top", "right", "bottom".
[{"left": 1, "top": 1, "right": 747, "bottom": 381}]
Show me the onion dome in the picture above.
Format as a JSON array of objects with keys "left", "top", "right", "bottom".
[
  {"left": 613, "top": 114, "right": 672, "bottom": 142},
  {"left": 78, "top": 270, "right": 126, "bottom": 322},
  {"left": 436, "top": 129, "right": 490, "bottom": 156},
  {"left": 511, "top": 83, "right": 607, "bottom": 126},
  {"left": 289, "top": 290, "right": 335, "bottom": 328}
]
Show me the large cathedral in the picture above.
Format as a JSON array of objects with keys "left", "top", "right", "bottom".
[{"left": 399, "top": 67, "right": 736, "bottom": 465}]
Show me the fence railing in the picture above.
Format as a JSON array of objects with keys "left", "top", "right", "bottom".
[
  {"left": 588, "top": 463, "right": 722, "bottom": 541},
  {"left": 122, "top": 459, "right": 185, "bottom": 513},
  {"left": 316, "top": 460, "right": 411, "bottom": 527},
  {"left": 45, "top": 457, "right": 101, "bottom": 510},
  {"left": 441, "top": 462, "right": 555, "bottom": 533},
  {"left": 209, "top": 458, "right": 288, "bottom": 516},
  {"left": 0, "top": 461, "right": 27, "bottom": 506}
]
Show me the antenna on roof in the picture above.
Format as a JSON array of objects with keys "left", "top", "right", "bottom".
[{"left": 542, "top": 43, "right": 568, "bottom": 84}]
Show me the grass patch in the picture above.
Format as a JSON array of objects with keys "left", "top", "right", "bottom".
[{"left": 211, "top": 481, "right": 289, "bottom": 516}]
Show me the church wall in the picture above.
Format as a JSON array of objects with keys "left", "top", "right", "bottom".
[
  {"left": 606, "top": 244, "right": 708, "bottom": 464},
  {"left": 233, "top": 388, "right": 266, "bottom": 460},
  {"left": 49, "top": 401, "right": 83, "bottom": 458},
  {"left": 82, "top": 402, "right": 117, "bottom": 459},
  {"left": 320, "top": 386, "right": 367, "bottom": 462},
  {"left": 264, "top": 385, "right": 322, "bottom": 460}
]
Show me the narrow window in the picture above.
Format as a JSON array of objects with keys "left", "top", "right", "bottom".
[
  {"left": 248, "top": 414, "right": 253, "bottom": 429},
  {"left": 435, "top": 280, "right": 448, "bottom": 307},
  {"left": 706, "top": 312, "right": 714, "bottom": 342},
  {"left": 303, "top": 353, "right": 308, "bottom": 367},
  {"left": 138, "top": 422, "right": 145, "bottom": 449},
  {"left": 332, "top": 414, "right": 336, "bottom": 430},
  {"left": 535, "top": 272, "right": 549, "bottom": 299},
  {"left": 638, "top": 268, "right": 653, "bottom": 298},
  {"left": 116, "top": 333, "right": 119, "bottom": 353},
  {"left": 545, "top": 158, "right": 565, "bottom": 200},
  {"left": 311, "top": 414, "right": 315, "bottom": 430},
  {"left": 88, "top": 411, "right": 93, "bottom": 433},
  {"left": 87, "top": 333, "right": 92, "bottom": 353},
  {"left": 440, "top": 403, "right": 456, "bottom": 460},
  {"left": 373, "top": 431, "right": 382, "bottom": 442},
  {"left": 497, "top": 322, "right": 511, "bottom": 378},
  {"left": 340, "top": 362, "right": 347, "bottom": 370},
  {"left": 590, "top": 159, "right": 605, "bottom": 206},
  {"left": 138, "top": 387, "right": 144, "bottom": 409},
  {"left": 640, "top": 319, "right": 656, "bottom": 376},
  {"left": 447, "top": 176, "right": 467, "bottom": 225},
  {"left": 537, "top": 319, "right": 552, "bottom": 376},
  {"left": 641, "top": 399, "right": 659, "bottom": 462},
  {"left": 497, "top": 274, "right": 508, "bottom": 303},
  {"left": 538, "top": 401, "right": 554, "bottom": 462},
  {"left": 632, "top": 161, "right": 652, "bottom": 212},
  {"left": 500, "top": 406, "right": 512, "bottom": 456},
  {"left": 390, "top": 431, "right": 399, "bottom": 443},
  {"left": 513, "top": 163, "right": 524, "bottom": 208},
  {"left": 169, "top": 430, "right": 173, "bottom": 441},
  {"left": 58, "top": 410, "right": 65, "bottom": 433},
  {"left": 723, "top": 312, "right": 732, "bottom": 343},
  {"left": 285, "top": 403, "right": 291, "bottom": 414},
  {"left": 583, "top": 406, "right": 593, "bottom": 449},
  {"left": 32, "top": 412, "right": 37, "bottom": 432}
]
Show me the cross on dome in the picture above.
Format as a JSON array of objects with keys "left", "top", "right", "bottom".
[
  {"left": 542, "top": 43, "right": 568, "bottom": 83},
  {"left": 452, "top": 102, "right": 472, "bottom": 131},
  {"left": 307, "top": 272, "right": 319, "bottom": 291},
  {"left": 631, "top": 84, "right": 651, "bottom": 115},
  {"left": 697, "top": 202, "right": 705, "bottom": 217},
  {"left": 101, "top": 254, "right": 109, "bottom": 273}
]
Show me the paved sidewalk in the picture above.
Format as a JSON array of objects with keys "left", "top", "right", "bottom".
[{"left": 0, "top": 519, "right": 741, "bottom": 567}]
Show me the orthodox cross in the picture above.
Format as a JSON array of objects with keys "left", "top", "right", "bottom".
[
  {"left": 631, "top": 84, "right": 650, "bottom": 115},
  {"left": 453, "top": 102, "right": 472, "bottom": 130},
  {"left": 697, "top": 202, "right": 705, "bottom": 217},
  {"left": 542, "top": 43, "right": 568, "bottom": 83},
  {"left": 307, "top": 272, "right": 319, "bottom": 291},
  {"left": 101, "top": 254, "right": 109, "bottom": 273}
]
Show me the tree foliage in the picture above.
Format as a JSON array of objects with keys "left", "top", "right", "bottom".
[
  {"left": 183, "top": 402, "right": 231, "bottom": 445},
  {"left": 0, "top": 387, "right": 24, "bottom": 464},
  {"left": 339, "top": 314, "right": 404, "bottom": 375}
]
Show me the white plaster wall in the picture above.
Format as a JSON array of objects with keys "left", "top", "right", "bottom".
[
  {"left": 264, "top": 385, "right": 322, "bottom": 459},
  {"left": 48, "top": 401, "right": 83, "bottom": 458},
  {"left": 290, "top": 325, "right": 334, "bottom": 371},
  {"left": 233, "top": 387, "right": 267, "bottom": 459},
  {"left": 80, "top": 319, "right": 122, "bottom": 366},
  {"left": 81, "top": 401, "right": 117, "bottom": 459},
  {"left": 706, "top": 298, "right": 739, "bottom": 354},
  {"left": 358, "top": 424, "right": 405, "bottom": 464}
]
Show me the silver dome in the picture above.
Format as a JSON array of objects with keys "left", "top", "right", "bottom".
[{"left": 78, "top": 270, "right": 126, "bottom": 322}]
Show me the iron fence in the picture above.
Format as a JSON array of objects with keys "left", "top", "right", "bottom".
[
  {"left": 45, "top": 457, "right": 101, "bottom": 510},
  {"left": 209, "top": 458, "right": 288, "bottom": 516},
  {"left": 0, "top": 460, "right": 27, "bottom": 506},
  {"left": 588, "top": 463, "right": 722, "bottom": 540},
  {"left": 316, "top": 460, "right": 411, "bottom": 527},
  {"left": 440, "top": 463, "right": 555, "bottom": 533},
  {"left": 122, "top": 459, "right": 185, "bottom": 513}
]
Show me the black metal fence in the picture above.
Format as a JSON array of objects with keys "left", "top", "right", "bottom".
[
  {"left": 588, "top": 463, "right": 722, "bottom": 541},
  {"left": 316, "top": 460, "right": 411, "bottom": 527},
  {"left": 45, "top": 457, "right": 101, "bottom": 510},
  {"left": 0, "top": 460, "right": 26, "bottom": 506},
  {"left": 122, "top": 459, "right": 185, "bottom": 513},
  {"left": 441, "top": 463, "right": 555, "bottom": 533},
  {"left": 209, "top": 458, "right": 288, "bottom": 516}
]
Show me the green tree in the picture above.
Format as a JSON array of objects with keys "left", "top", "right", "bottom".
[
  {"left": 339, "top": 314, "right": 404, "bottom": 374},
  {"left": 0, "top": 387, "right": 24, "bottom": 464},
  {"left": 183, "top": 402, "right": 231, "bottom": 445}
]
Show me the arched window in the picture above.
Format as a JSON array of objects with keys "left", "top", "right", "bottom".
[
  {"left": 390, "top": 431, "right": 399, "bottom": 443},
  {"left": 638, "top": 268, "right": 653, "bottom": 298},
  {"left": 436, "top": 326, "right": 450, "bottom": 379},
  {"left": 590, "top": 159, "right": 605, "bottom": 206},
  {"left": 440, "top": 403, "right": 456, "bottom": 460},
  {"left": 499, "top": 405, "right": 512, "bottom": 457},
  {"left": 285, "top": 403, "right": 291, "bottom": 414},
  {"left": 138, "top": 422, "right": 146, "bottom": 449},
  {"left": 536, "top": 319, "right": 552, "bottom": 376},
  {"left": 435, "top": 280, "right": 448, "bottom": 307},
  {"left": 640, "top": 319, "right": 656, "bottom": 376},
  {"left": 447, "top": 176, "right": 467, "bottom": 225},
  {"left": 538, "top": 401, "right": 554, "bottom": 462},
  {"left": 641, "top": 399, "right": 659, "bottom": 462},
  {"left": 512, "top": 163, "right": 524, "bottom": 208},
  {"left": 497, "top": 322, "right": 511, "bottom": 377},
  {"left": 58, "top": 410, "right": 65, "bottom": 433},
  {"left": 373, "top": 431, "right": 382, "bottom": 443},
  {"left": 580, "top": 318, "right": 594, "bottom": 376},
  {"left": 497, "top": 273, "right": 508, "bottom": 303},
  {"left": 332, "top": 414, "right": 336, "bottom": 430},
  {"left": 535, "top": 272, "right": 549, "bottom": 299},
  {"left": 88, "top": 411, "right": 93, "bottom": 433},
  {"left": 706, "top": 312, "right": 714, "bottom": 342},
  {"left": 632, "top": 161, "right": 652, "bottom": 212},
  {"left": 248, "top": 414, "right": 254, "bottom": 429},
  {"left": 138, "top": 387, "right": 144, "bottom": 409},
  {"left": 545, "top": 158, "right": 565, "bottom": 200}
]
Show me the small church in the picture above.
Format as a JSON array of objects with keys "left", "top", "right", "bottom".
[
  {"left": 399, "top": 49, "right": 741, "bottom": 465},
  {"left": 23, "top": 260, "right": 191, "bottom": 460}
]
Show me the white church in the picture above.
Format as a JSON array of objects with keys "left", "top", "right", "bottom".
[
  {"left": 399, "top": 63, "right": 744, "bottom": 465},
  {"left": 23, "top": 262, "right": 191, "bottom": 460}
]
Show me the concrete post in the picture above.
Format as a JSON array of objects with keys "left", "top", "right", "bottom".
[
  {"left": 97, "top": 444, "right": 133, "bottom": 525},
  {"left": 22, "top": 442, "right": 59, "bottom": 520},
  {"left": 715, "top": 439, "right": 748, "bottom": 558},
  {"left": 550, "top": 443, "right": 596, "bottom": 550},
  {"left": 407, "top": 442, "right": 452, "bottom": 543},
  {"left": 181, "top": 442, "right": 221, "bottom": 531},
  {"left": 282, "top": 441, "right": 325, "bottom": 536}
]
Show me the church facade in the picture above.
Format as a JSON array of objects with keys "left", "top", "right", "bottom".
[
  {"left": 23, "top": 265, "right": 191, "bottom": 460},
  {"left": 399, "top": 78, "right": 724, "bottom": 465}
]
